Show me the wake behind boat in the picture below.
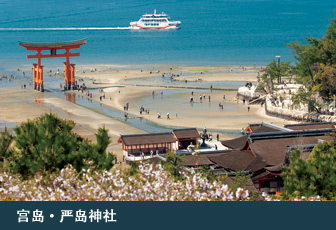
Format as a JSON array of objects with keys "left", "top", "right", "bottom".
[{"left": 130, "top": 9, "right": 181, "bottom": 29}]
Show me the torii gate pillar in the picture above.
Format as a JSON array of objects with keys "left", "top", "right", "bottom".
[
  {"left": 63, "top": 62, "right": 76, "bottom": 90},
  {"left": 32, "top": 64, "right": 44, "bottom": 92},
  {"left": 64, "top": 62, "right": 70, "bottom": 90},
  {"left": 38, "top": 65, "right": 44, "bottom": 92},
  {"left": 33, "top": 64, "right": 38, "bottom": 90},
  {"left": 70, "top": 64, "right": 76, "bottom": 90}
]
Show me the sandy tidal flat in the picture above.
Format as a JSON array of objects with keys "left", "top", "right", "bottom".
[{"left": 0, "top": 64, "right": 298, "bottom": 158}]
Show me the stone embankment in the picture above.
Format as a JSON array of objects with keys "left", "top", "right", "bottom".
[
  {"left": 238, "top": 82, "right": 336, "bottom": 122},
  {"left": 264, "top": 95, "right": 336, "bottom": 123},
  {"left": 237, "top": 85, "right": 259, "bottom": 99},
  {"left": 237, "top": 83, "right": 266, "bottom": 105}
]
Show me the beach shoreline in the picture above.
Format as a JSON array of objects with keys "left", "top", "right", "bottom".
[{"left": 0, "top": 63, "right": 298, "bottom": 158}]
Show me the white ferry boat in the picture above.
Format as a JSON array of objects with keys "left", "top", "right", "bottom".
[{"left": 130, "top": 10, "right": 181, "bottom": 29}]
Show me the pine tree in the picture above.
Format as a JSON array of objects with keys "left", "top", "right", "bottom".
[
  {"left": 94, "top": 127, "right": 114, "bottom": 170},
  {"left": 286, "top": 12, "right": 336, "bottom": 100},
  {"left": 0, "top": 128, "right": 14, "bottom": 170},
  {"left": 163, "top": 151, "right": 185, "bottom": 180},
  {"left": 282, "top": 140, "right": 336, "bottom": 200},
  {"left": 4, "top": 113, "right": 114, "bottom": 178}
]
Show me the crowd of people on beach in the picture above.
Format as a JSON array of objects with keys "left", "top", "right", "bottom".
[
  {"left": 189, "top": 90, "right": 231, "bottom": 111},
  {"left": 13, "top": 65, "right": 256, "bottom": 125},
  {"left": 139, "top": 106, "right": 150, "bottom": 115}
]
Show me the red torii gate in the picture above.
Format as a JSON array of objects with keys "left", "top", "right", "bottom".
[{"left": 19, "top": 38, "right": 86, "bottom": 92}]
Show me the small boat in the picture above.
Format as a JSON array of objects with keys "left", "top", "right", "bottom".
[{"left": 130, "top": 9, "right": 181, "bottom": 29}]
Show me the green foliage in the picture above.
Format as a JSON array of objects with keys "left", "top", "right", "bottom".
[
  {"left": 129, "top": 161, "right": 139, "bottom": 176},
  {"left": 290, "top": 86, "right": 320, "bottom": 114},
  {"left": 199, "top": 164, "right": 210, "bottom": 174},
  {"left": 162, "top": 151, "right": 185, "bottom": 180},
  {"left": 286, "top": 13, "right": 336, "bottom": 100},
  {"left": 230, "top": 172, "right": 251, "bottom": 191},
  {"left": 230, "top": 172, "right": 262, "bottom": 201},
  {"left": 260, "top": 60, "right": 292, "bottom": 93},
  {"left": 94, "top": 128, "right": 114, "bottom": 170},
  {"left": 282, "top": 140, "right": 336, "bottom": 200},
  {"left": 1, "top": 113, "right": 114, "bottom": 178},
  {"left": 312, "top": 63, "right": 336, "bottom": 99},
  {"left": 0, "top": 128, "right": 14, "bottom": 170}
]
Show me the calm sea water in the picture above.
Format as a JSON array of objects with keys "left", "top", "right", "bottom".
[{"left": 0, "top": 0, "right": 334, "bottom": 70}]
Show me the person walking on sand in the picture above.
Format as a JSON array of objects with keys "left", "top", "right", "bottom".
[
  {"left": 248, "top": 106, "right": 250, "bottom": 112},
  {"left": 191, "top": 91, "right": 193, "bottom": 96},
  {"left": 208, "top": 95, "right": 211, "bottom": 102},
  {"left": 167, "top": 113, "right": 170, "bottom": 119}
]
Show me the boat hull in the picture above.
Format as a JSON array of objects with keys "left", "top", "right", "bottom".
[{"left": 130, "top": 24, "right": 180, "bottom": 30}]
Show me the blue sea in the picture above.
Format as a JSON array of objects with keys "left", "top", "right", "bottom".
[{"left": 0, "top": 0, "right": 335, "bottom": 70}]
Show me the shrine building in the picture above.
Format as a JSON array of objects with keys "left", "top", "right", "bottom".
[{"left": 119, "top": 128, "right": 200, "bottom": 157}]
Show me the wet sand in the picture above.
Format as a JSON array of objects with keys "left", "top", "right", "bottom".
[
  {"left": 71, "top": 64, "right": 296, "bottom": 132},
  {"left": 0, "top": 84, "right": 144, "bottom": 161}
]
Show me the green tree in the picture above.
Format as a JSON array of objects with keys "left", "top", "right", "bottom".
[
  {"left": 312, "top": 63, "right": 336, "bottom": 99},
  {"left": 290, "top": 86, "right": 321, "bottom": 116},
  {"left": 0, "top": 128, "right": 14, "bottom": 170},
  {"left": 260, "top": 60, "right": 292, "bottom": 93},
  {"left": 287, "top": 13, "right": 336, "bottom": 100},
  {"left": 128, "top": 161, "right": 139, "bottom": 176},
  {"left": 3, "top": 113, "right": 114, "bottom": 177},
  {"left": 162, "top": 151, "right": 185, "bottom": 180},
  {"left": 282, "top": 140, "right": 336, "bottom": 200}
]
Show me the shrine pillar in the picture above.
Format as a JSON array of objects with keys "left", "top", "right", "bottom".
[
  {"left": 70, "top": 64, "right": 76, "bottom": 90},
  {"left": 38, "top": 65, "right": 44, "bottom": 92},
  {"left": 64, "top": 62, "right": 71, "bottom": 90},
  {"left": 36, "top": 66, "right": 40, "bottom": 91},
  {"left": 33, "top": 64, "right": 38, "bottom": 90}
]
